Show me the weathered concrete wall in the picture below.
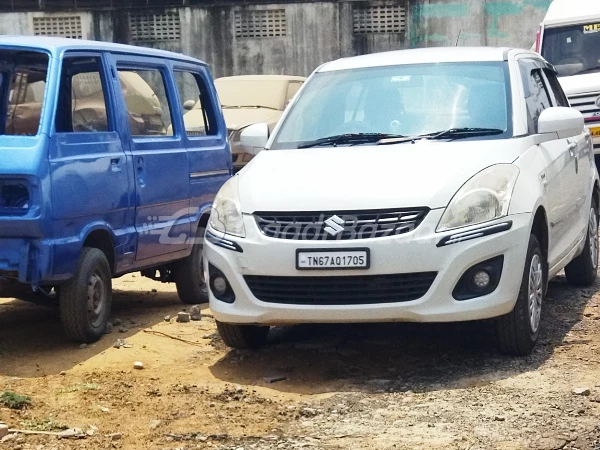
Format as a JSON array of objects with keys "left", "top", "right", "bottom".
[
  {"left": 0, "top": 0, "right": 552, "bottom": 77},
  {"left": 410, "top": 0, "right": 552, "bottom": 49}
]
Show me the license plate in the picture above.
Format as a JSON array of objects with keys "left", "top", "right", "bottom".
[
  {"left": 296, "top": 249, "right": 370, "bottom": 270},
  {"left": 590, "top": 126, "right": 600, "bottom": 137}
]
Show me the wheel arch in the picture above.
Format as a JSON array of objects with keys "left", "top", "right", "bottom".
[
  {"left": 531, "top": 206, "right": 549, "bottom": 262},
  {"left": 82, "top": 227, "right": 116, "bottom": 274},
  {"left": 192, "top": 204, "right": 212, "bottom": 235}
]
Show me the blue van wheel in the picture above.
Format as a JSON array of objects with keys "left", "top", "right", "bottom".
[
  {"left": 174, "top": 226, "right": 209, "bottom": 305},
  {"left": 60, "top": 247, "right": 112, "bottom": 343}
]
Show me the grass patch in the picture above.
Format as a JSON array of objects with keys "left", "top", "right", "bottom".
[
  {"left": 0, "top": 391, "right": 31, "bottom": 410},
  {"left": 56, "top": 383, "right": 99, "bottom": 394},
  {"left": 20, "top": 418, "right": 68, "bottom": 432}
]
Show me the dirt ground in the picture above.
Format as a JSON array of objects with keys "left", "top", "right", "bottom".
[{"left": 2, "top": 273, "right": 600, "bottom": 450}]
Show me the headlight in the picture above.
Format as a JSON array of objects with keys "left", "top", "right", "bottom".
[
  {"left": 437, "top": 165, "right": 519, "bottom": 232},
  {"left": 209, "top": 177, "right": 246, "bottom": 237}
]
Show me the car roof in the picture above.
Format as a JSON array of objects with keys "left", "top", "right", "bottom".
[
  {"left": 0, "top": 35, "right": 205, "bottom": 65},
  {"left": 543, "top": 0, "right": 600, "bottom": 26},
  {"left": 318, "top": 47, "right": 514, "bottom": 72},
  {"left": 215, "top": 75, "right": 306, "bottom": 82}
]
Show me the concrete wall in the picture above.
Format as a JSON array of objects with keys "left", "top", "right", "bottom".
[{"left": 0, "top": 0, "right": 552, "bottom": 77}]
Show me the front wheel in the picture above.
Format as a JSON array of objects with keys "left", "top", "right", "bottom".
[
  {"left": 565, "top": 202, "right": 598, "bottom": 286},
  {"left": 60, "top": 247, "right": 112, "bottom": 343},
  {"left": 495, "top": 234, "right": 544, "bottom": 356},
  {"left": 174, "top": 226, "right": 209, "bottom": 305},
  {"left": 216, "top": 321, "right": 270, "bottom": 349}
]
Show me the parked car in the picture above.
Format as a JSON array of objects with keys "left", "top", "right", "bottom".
[
  {"left": 535, "top": 0, "right": 600, "bottom": 164},
  {"left": 0, "top": 36, "right": 231, "bottom": 343},
  {"left": 205, "top": 47, "right": 599, "bottom": 356},
  {"left": 182, "top": 75, "right": 306, "bottom": 171}
]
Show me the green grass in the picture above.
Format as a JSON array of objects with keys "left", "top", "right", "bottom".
[
  {"left": 0, "top": 391, "right": 32, "bottom": 410},
  {"left": 20, "top": 418, "right": 68, "bottom": 432}
]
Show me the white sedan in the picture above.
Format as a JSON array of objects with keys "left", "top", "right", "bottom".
[{"left": 204, "top": 47, "right": 599, "bottom": 356}]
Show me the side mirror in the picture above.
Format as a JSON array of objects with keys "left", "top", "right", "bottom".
[
  {"left": 240, "top": 123, "right": 269, "bottom": 153},
  {"left": 183, "top": 100, "right": 196, "bottom": 111},
  {"left": 538, "top": 107, "right": 584, "bottom": 139}
]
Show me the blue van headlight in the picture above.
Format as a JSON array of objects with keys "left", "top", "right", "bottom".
[{"left": 0, "top": 180, "right": 30, "bottom": 215}]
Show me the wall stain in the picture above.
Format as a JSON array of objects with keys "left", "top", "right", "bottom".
[{"left": 411, "top": 0, "right": 552, "bottom": 47}]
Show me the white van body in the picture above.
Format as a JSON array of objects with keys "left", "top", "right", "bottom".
[{"left": 538, "top": 0, "right": 600, "bottom": 155}]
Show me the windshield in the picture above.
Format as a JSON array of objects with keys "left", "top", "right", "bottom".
[
  {"left": 271, "top": 62, "right": 511, "bottom": 150},
  {"left": 542, "top": 23, "right": 600, "bottom": 77},
  {"left": 0, "top": 50, "right": 49, "bottom": 136},
  {"left": 214, "top": 79, "right": 288, "bottom": 110}
]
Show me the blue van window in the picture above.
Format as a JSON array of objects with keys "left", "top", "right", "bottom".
[
  {"left": 174, "top": 71, "right": 216, "bottom": 137},
  {"left": 2, "top": 51, "right": 49, "bottom": 136},
  {"left": 117, "top": 69, "right": 173, "bottom": 137},
  {"left": 56, "top": 56, "right": 109, "bottom": 132}
]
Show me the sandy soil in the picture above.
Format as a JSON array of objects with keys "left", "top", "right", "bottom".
[{"left": 2, "top": 273, "right": 600, "bottom": 449}]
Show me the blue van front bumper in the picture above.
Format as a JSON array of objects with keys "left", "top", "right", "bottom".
[{"left": 0, "top": 238, "right": 52, "bottom": 285}]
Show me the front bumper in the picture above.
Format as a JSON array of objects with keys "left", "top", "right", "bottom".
[{"left": 205, "top": 211, "right": 532, "bottom": 325}]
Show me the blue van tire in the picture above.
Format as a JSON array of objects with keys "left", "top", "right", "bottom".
[
  {"left": 174, "top": 226, "right": 209, "bottom": 305},
  {"left": 60, "top": 247, "right": 112, "bottom": 343}
]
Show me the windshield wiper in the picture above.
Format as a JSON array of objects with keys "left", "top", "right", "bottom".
[
  {"left": 572, "top": 65, "right": 600, "bottom": 76},
  {"left": 378, "top": 127, "right": 504, "bottom": 145},
  {"left": 298, "top": 133, "right": 405, "bottom": 149},
  {"left": 221, "top": 104, "right": 279, "bottom": 111}
]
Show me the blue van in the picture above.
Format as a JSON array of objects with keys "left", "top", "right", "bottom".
[{"left": 0, "top": 37, "right": 231, "bottom": 342}]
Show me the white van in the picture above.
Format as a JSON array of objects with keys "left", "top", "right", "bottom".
[{"left": 537, "top": 0, "right": 600, "bottom": 158}]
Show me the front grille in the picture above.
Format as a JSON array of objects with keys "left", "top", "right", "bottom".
[
  {"left": 244, "top": 273, "right": 437, "bottom": 305},
  {"left": 568, "top": 91, "right": 600, "bottom": 121},
  {"left": 254, "top": 208, "right": 428, "bottom": 241}
]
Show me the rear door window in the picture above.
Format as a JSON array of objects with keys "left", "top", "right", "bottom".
[
  {"left": 117, "top": 68, "right": 173, "bottom": 137},
  {"left": 173, "top": 70, "right": 216, "bottom": 137}
]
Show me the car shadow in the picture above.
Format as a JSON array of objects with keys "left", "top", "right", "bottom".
[
  {"left": 0, "top": 285, "right": 209, "bottom": 378},
  {"left": 209, "top": 274, "right": 597, "bottom": 394}
]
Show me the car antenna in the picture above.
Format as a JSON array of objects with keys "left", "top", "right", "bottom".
[{"left": 455, "top": 29, "right": 462, "bottom": 46}]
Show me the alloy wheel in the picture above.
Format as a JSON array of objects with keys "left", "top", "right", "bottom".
[
  {"left": 528, "top": 254, "right": 543, "bottom": 334},
  {"left": 589, "top": 207, "right": 598, "bottom": 270}
]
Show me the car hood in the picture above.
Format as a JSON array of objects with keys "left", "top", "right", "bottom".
[
  {"left": 222, "top": 109, "right": 282, "bottom": 131},
  {"left": 237, "top": 140, "right": 521, "bottom": 213},
  {"left": 559, "top": 73, "right": 600, "bottom": 96}
]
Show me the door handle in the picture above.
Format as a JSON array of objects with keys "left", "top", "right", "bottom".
[
  {"left": 110, "top": 157, "right": 122, "bottom": 172},
  {"left": 567, "top": 142, "right": 577, "bottom": 157},
  {"left": 136, "top": 156, "right": 145, "bottom": 187}
]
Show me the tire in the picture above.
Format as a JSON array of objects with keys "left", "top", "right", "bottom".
[
  {"left": 216, "top": 321, "right": 269, "bottom": 349},
  {"left": 565, "top": 202, "right": 598, "bottom": 286},
  {"left": 174, "top": 226, "right": 209, "bottom": 305},
  {"left": 496, "top": 234, "right": 544, "bottom": 356},
  {"left": 60, "top": 247, "right": 112, "bottom": 343}
]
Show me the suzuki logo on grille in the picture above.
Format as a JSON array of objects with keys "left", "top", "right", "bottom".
[{"left": 324, "top": 215, "right": 345, "bottom": 236}]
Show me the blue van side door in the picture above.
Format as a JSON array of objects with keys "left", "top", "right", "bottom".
[
  {"left": 107, "top": 55, "right": 191, "bottom": 263},
  {"left": 49, "top": 52, "right": 132, "bottom": 278},
  {"left": 171, "top": 65, "right": 231, "bottom": 226}
]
